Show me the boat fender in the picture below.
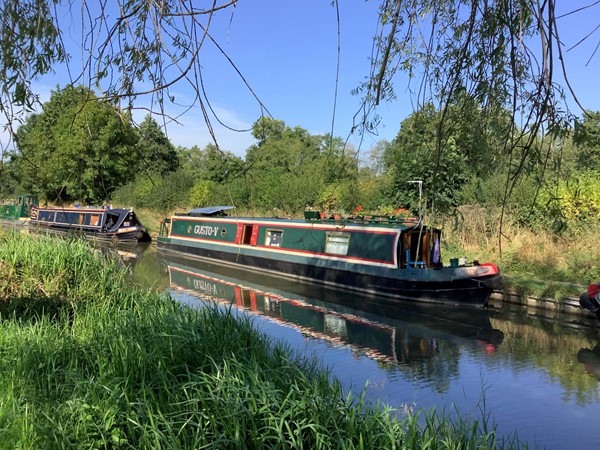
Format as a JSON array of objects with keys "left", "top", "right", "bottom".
[
  {"left": 588, "top": 283, "right": 600, "bottom": 301},
  {"left": 580, "top": 293, "right": 600, "bottom": 312},
  {"left": 580, "top": 284, "right": 600, "bottom": 315},
  {"left": 479, "top": 263, "right": 499, "bottom": 275}
]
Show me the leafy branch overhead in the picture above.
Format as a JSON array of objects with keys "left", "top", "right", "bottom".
[
  {"left": 358, "top": 1, "right": 596, "bottom": 166},
  {"left": 356, "top": 0, "right": 599, "bottom": 244},
  {"left": 1, "top": 1, "right": 598, "bottom": 204},
  {"left": 0, "top": 0, "right": 261, "bottom": 156}
]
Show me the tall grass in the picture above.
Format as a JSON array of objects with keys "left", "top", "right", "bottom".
[{"left": 0, "top": 230, "right": 524, "bottom": 448}]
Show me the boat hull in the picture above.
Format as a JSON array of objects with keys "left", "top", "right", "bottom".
[
  {"left": 29, "top": 222, "right": 150, "bottom": 242},
  {"left": 157, "top": 239, "right": 501, "bottom": 306}
]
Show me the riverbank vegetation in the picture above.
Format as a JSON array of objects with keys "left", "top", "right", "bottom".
[{"left": 0, "top": 230, "right": 524, "bottom": 448}]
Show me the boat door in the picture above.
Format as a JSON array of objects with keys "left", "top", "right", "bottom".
[
  {"left": 401, "top": 227, "right": 441, "bottom": 268},
  {"left": 237, "top": 223, "right": 259, "bottom": 246},
  {"left": 402, "top": 232, "right": 425, "bottom": 268}
]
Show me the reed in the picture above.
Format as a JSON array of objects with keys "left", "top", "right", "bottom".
[{"left": 0, "top": 230, "right": 523, "bottom": 448}]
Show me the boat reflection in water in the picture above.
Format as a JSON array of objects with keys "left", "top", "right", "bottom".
[
  {"left": 160, "top": 255, "right": 504, "bottom": 365},
  {"left": 577, "top": 342, "right": 600, "bottom": 380}
]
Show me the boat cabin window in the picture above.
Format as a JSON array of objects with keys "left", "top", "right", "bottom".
[
  {"left": 90, "top": 214, "right": 101, "bottom": 226},
  {"left": 79, "top": 213, "right": 99, "bottom": 226},
  {"left": 105, "top": 213, "right": 120, "bottom": 229},
  {"left": 58, "top": 211, "right": 85, "bottom": 224},
  {"left": 325, "top": 232, "right": 350, "bottom": 256},
  {"left": 265, "top": 229, "right": 283, "bottom": 247},
  {"left": 38, "top": 210, "right": 55, "bottom": 221}
]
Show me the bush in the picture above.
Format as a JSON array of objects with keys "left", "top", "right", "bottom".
[
  {"left": 537, "top": 170, "right": 600, "bottom": 228},
  {"left": 210, "top": 177, "right": 250, "bottom": 209},
  {"left": 111, "top": 170, "right": 195, "bottom": 212},
  {"left": 188, "top": 180, "right": 215, "bottom": 208}
]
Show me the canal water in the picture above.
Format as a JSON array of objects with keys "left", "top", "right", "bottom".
[{"left": 127, "top": 244, "right": 600, "bottom": 449}]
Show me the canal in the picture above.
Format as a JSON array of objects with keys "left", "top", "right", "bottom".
[{"left": 127, "top": 243, "right": 600, "bottom": 449}]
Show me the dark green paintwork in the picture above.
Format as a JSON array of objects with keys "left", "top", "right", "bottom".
[
  {"left": 170, "top": 218, "right": 238, "bottom": 243},
  {"left": 168, "top": 216, "right": 401, "bottom": 264},
  {"left": 0, "top": 195, "right": 38, "bottom": 221}
]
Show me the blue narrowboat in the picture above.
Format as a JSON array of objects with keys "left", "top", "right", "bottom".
[
  {"left": 157, "top": 206, "right": 502, "bottom": 306},
  {"left": 30, "top": 205, "right": 151, "bottom": 242}
]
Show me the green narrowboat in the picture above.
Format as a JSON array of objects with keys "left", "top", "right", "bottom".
[
  {"left": 157, "top": 206, "right": 503, "bottom": 306},
  {"left": 0, "top": 195, "right": 38, "bottom": 222}
]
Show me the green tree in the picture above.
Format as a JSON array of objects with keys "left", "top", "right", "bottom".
[
  {"left": 14, "top": 86, "right": 138, "bottom": 203},
  {"left": 180, "top": 144, "right": 245, "bottom": 184},
  {"left": 384, "top": 99, "right": 520, "bottom": 212},
  {"left": 0, "top": 155, "right": 22, "bottom": 198},
  {"left": 356, "top": 141, "right": 395, "bottom": 210},
  {"left": 175, "top": 143, "right": 248, "bottom": 208},
  {"left": 135, "top": 115, "right": 179, "bottom": 176},
  {"left": 246, "top": 118, "right": 322, "bottom": 210},
  {"left": 384, "top": 104, "right": 462, "bottom": 212},
  {"left": 245, "top": 117, "right": 358, "bottom": 212},
  {"left": 574, "top": 111, "right": 600, "bottom": 170}
]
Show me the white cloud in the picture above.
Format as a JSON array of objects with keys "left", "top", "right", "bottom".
[{"left": 152, "top": 104, "right": 256, "bottom": 156}]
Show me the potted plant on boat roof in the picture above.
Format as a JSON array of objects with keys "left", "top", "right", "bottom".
[
  {"left": 392, "top": 208, "right": 414, "bottom": 219},
  {"left": 368, "top": 206, "right": 415, "bottom": 222}
]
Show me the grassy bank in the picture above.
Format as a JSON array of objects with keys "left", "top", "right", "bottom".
[
  {"left": 437, "top": 206, "right": 600, "bottom": 300},
  {"left": 0, "top": 230, "right": 523, "bottom": 448}
]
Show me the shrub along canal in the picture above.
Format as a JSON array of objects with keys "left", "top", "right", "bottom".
[{"left": 129, "top": 244, "right": 600, "bottom": 450}]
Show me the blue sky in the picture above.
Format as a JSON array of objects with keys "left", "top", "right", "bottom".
[
  {"left": 25, "top": 1, "right": 600, "bottom": 157},
  {"left": 156, "top": 0, "right": 401, "bottom": 156}
]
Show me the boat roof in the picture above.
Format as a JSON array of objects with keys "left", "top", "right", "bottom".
[
  {"left": 107, "top": 208, "right": 133, "bottom": 215},
  {"left": 187, "top": 206, "right": 236, "bottom": 216}
]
